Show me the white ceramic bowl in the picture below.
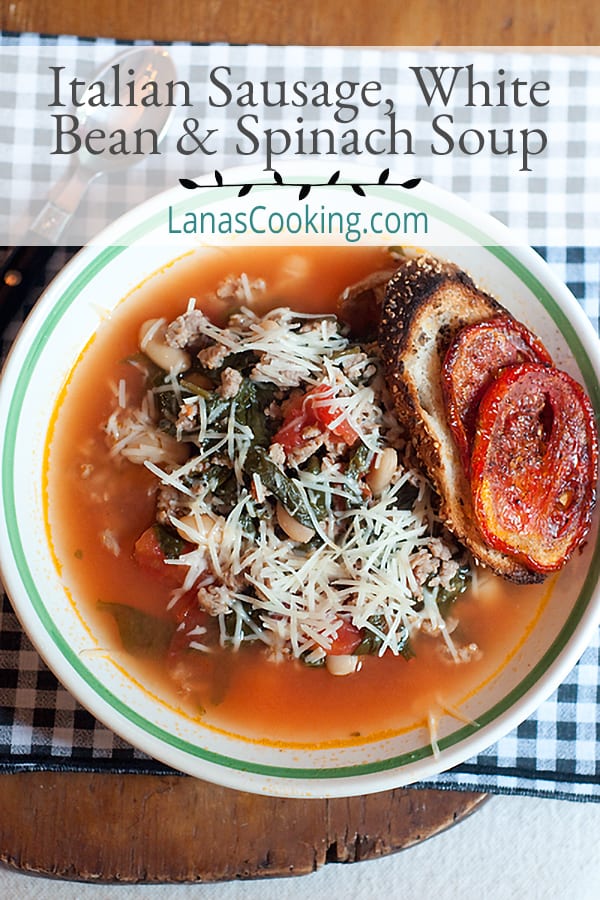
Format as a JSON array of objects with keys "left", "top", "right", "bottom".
[{"left": 1, "top": 166, "right": 599, "bottom": 797}]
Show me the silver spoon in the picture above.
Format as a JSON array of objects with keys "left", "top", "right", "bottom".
[{"left": 0, "top": 46, "right": 176, "bottom": 332}]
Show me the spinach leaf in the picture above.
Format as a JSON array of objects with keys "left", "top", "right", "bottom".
[
  {"left": 347, "top": 442, "right": 373, "bottom": 480},
  {"left": 189, "top": 349, "right": 260, "bottom": 384},
  {"left": 202, "top": 464, "right": 235, "bottom": 492},
  {"left": 400, "top": 640, "right": 415, "bottom": 661},
  {"left": 211, "top": 470, "right": 239, "bottom": 510},
  {"left": 300, "top": 456, "right": 329, "bottom": 520},
  {"left": 330, "top": 344, "right": 362, "bottom": 361},
  {"left": 222, "top": 598, "right": 264, "bottom": 641},
  {"left": 343, "top": 442, "right": 373, "bottom": 506},
  {"left": 235, "top": 379, "right": 277, "bottom": 447},
  {"left": 180, "top": 374, "right": 276, "bottom": 444},
  {"left": 205, "top": 393, "right": 233, "bottom": 426},
  {"left": 179, "top": 378, "right": 211, "bottom": 399},
  {"left": 395, "top": 481, "right": 420, "bottom": 510},
  {"left": 244, "top": 446, "right": 315, "bottom": 529},
  {"left": 98, "top": 601, "right": 176, "bottom": 658},
  {"left": 153, "top": 523, "right": 187, "bottom": 559},
  {"left": 179, "top": 379, "right": 233, "bottom": 427},
  {"left": 155, "top": 387, "right": 180, "bottom": 435},
  {"left": 435, "top": 563, "right": 471, "bottom": 610},
  {"left": 221, "top": 348, "right": 260, "bottom": 375},
  {"left": 354, "top": 615, "right": 410, "bottom": 657},
  {"left": 306, "top": 487, "right": 328, "bottom": 521}
]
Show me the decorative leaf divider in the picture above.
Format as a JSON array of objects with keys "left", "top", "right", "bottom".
[{"left": 179, "top": 169, "right": 421, "bottom": 199}]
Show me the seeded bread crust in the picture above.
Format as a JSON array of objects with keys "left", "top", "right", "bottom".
[{"left": 378, "top": 255, "right": 543, "bottom": 584}]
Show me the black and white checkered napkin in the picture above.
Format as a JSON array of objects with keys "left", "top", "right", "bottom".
[
  {"left": 1, "top": 35, "right": 599, "bottom": 800},
  {"left": 1, "top": 36, "right": 599, "bottom": 249}
]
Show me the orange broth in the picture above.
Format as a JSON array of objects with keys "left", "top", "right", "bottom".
[{"left": 45, "top": 245, "right": 549, "bottom": 747}]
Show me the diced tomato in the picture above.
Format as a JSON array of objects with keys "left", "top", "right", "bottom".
[
  {"left": 326, "top": 618, "right": 363, "bottom": 655},
  {"left": 134, "top": 526, "right": 169, "bottom": 574},
  {"left": 272, "top": 413, "right": 308, "bottom": 453},
  {"left": 272, "top": 383, "right": 359, "bottom": 452},
  {"left": 471, "top": 363, "right": 598, "bottom": 573},
  {"left": 309, "top": 386, "right": 360, "bottom": 446},
  {"left": 171, "top": 589, "right": 205, "bottom": 626},
  {"left": 133, "top": 526, "right": 190, "bottom": 585},
  {"left": 167, "top": 592, "right": 210, "bottom": 660},
  {"left": 272, "top": 390, "right": 313, "bottom": 452}
]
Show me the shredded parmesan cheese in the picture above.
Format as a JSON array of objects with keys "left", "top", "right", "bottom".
[{"left": 106, "top": 301, "right": 471, "bottom": 669}]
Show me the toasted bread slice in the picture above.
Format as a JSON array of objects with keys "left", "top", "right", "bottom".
[{"left": 378, "top": 255, "right": 543, "bottom": 584}]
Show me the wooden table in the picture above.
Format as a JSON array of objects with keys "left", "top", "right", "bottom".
[{"left": 0, "top": 0, "right": 596, "bottom": 883}]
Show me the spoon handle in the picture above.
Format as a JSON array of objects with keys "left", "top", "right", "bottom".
[
  {"left": 0, "top": 244, "right": 56, "bottom": 335},
  {"left": 0, "top": 181, "right": 90, "bottom": 335}
]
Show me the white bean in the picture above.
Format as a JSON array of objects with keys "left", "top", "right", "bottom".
[
  {"left": 366, "top": 447, "right": 398, "bottom": 495},
  {"left": 139, "top": 318, "right": 191, "bottom": 376},
  {"left": 326, "top": 655, "right": 362, "bottom": 676},
  {"left": 276, "top": 502, "right": 315, "bottom": 543},
  {"left": 174, "top": 512, "right": 223, "bottom": 543}
]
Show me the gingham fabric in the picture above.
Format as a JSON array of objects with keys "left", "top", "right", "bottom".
[
  {"left": 1, "top": 35, "right": 599, "bottom": 800},
  {"left": 0, "top": 36, "right": 598, "bottom": 248}
]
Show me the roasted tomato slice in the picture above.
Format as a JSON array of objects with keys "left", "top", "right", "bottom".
[
  {"left": 442, "top": 315, "right": 553, "bottom": 472},
  {"left": 471, "top": 363, "right": 598, "bottom": 573}
]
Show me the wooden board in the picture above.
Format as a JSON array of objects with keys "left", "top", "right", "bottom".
[
  {"left": 0, "top": 773, "right": 487, "bottom": 882},
  {"left": 1, "top": 0, "right": 599, "bottom": 45}
]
